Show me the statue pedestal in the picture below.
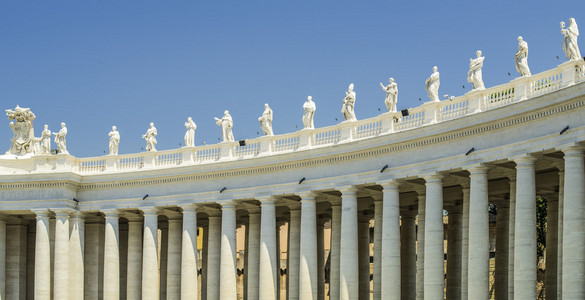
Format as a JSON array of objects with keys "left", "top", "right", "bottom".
[
  {"left": 298, "top": 129, "right": 313, "bottom": 149},
  {"left": 220, "top": 141, "right": 235, "bottom": 160},
  {"left": 181, "top": 147, "right": 195, "bottom": 164},
  {"left": 339, "top": 121, "right": 356, "bottom": 143}
]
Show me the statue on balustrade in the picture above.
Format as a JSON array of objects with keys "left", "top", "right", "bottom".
[
  {"left": 515, "top": 36, "right": 531, "bottom": 76},
  {"left": 561, "top": 18, "right": 581, "bottom": 61},
  {"left": 258, "top": 103, "right": 274, "bottom": 136},
  {"left": 302, "top": 96, "right": 316, "bottom": 129},
  {"left": 143, "top": 122, "right": 157, "bottom": 152},
  {"left": 341, "top": 83, "right": 357, "bottom": 121},
  {"left": 53, "top": 122, "right": 68, "bottom": 154},
  {"left": 108, "top": 126, "right": 120, "bottom": 155},
  {"left": 215, "top": 110, "right": 234, "bottom": 142},
  {"left": 5, "top": 105, "right": 36, "bottom": 155},
  {"left": 425, "top": 66, "right": 440, "bottom": 102},
  {"left": 40, "top": 124, "right": 51, "bottom": 154},
  {"left": 468, "top": 50, "right": 485, "bottom": 90},
  {"left": 184, "top": 117, "right": 197, "bottom": 147},
  {"left": 380, "top": 78, "right": 398, "bottom": 112}
]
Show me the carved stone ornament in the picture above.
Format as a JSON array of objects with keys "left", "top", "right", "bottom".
[{"left": 5, "top": 105, "right": 36, "bottom": 156}]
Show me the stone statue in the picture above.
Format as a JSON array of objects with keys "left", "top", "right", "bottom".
[
  {"left": 425, "top": 66, "right": 440, "bottom": 102},
  {"left": 184, "top": 117, "right": 197, "bottom": 147},
  {"left": 258, "top": 103, "right": 274, "bottom": 136},
  {"left": 5, "top": 105, "right": 36, "bottom": 155},
  {"left": 142, "top": 122, "right": 157, "bottom": 152},
  {"left": 40, "top": 124, "right": 51, "bottom": 154},
  {"left": 341, "top": 83, "right": 357, "bottom": 121},
  {"left": 515, "top": 36, "right": 531, "bottom": 76},
  {"left": 467, "top": 50, "right": 485, "bottom": 90},
  {"left": 215, "top": 110, "right": 234, "bottom": 142},
  {"left": 380, "top": 78, "right": 398, "bottom": 112},
  {"left": 52, "top": 122, "right": 68, "bottom": 155},
  {"left": 302, "top": 96, "right": 316, "bottom": 129},
  {"left": 108, "top": 126, "right": 120, "bottom": 155},
  {"left": 561, "top": 18, "right": 581, "bottom": 61}
]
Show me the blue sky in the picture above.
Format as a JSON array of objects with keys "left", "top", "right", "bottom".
[{"left": 0, "top": 1, "right": 582, "bottom": 157}]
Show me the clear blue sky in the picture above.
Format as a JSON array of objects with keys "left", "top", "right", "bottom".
[{"left": 0, "top": 1, "right": 582, "bottom": 157}]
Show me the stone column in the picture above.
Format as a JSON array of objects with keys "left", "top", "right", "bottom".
[
  {"left": 381, "top": 180, "right": 401, "bottom": 300},
  {"left": 423, "top": 174, "right": 444, "bottom": 300},
  {"left": 317, "top": 217, "right": 326, "bottom": 300},
  {"left": 358, "top": 216, "right": 370, "bottom": 300},
  {"left": 446, "top": 204, "right": 462, "bottom": 300},
  {"left": 246, "top": 212, "right": 261, "bottom": 300},
  {"left": 0, "top": 216, "right": 5, "bottom": 300},
  {"left": 287, "top": 208, "right": 301, "bottom": 300},
  {"left": 562, "top": 146, "right": 585, "bottom": 299},
  {"left": 69, "top": 212, "right": 85, "bottom": 300},
  {"left": 495, "top": 202, "right": 509, "bottom": 300},
  {"left": 126, "top": 215, "right": 143, "bottom": 300},
  {"left": 142, "top": 207, "right": 160, "bottom": 300},
  {"left": 460, "top": 184, "right": 470, "bottom": 300},
  {"left": 166, "top": 213, "right": 182, "bottom": 299},
  {"left": 258, "top": 196, "right": 278, "bottom": 300},
  {"left": 401, "top": 208, "right": 417, "bottom": 300},
  {"left": 160, "top": 223, "right": 168, "bottom": 299},
  {"left": 416, "top": 193, "right": 425, "bottom": 300},
  {"left": 33, "top": 209, "right": 51, "bottom": 300},
  {"left": 84, "top": 216, "right": 104, "bottom": 300},
  {"left": 299, "top": 191, "right": 318, "bottom": 300},
  {"left": 330, "top": 200, "right": 342, "bottom": 300},
  {"left": 545, "top": 196, "right": 558, "bottom": 300},
  {"left": 6, "top": 218, "right": 27, "bottom": 299},
  {"left": 53, "top": 210, "right": 71, "bottom": 300},
  {"left": 207, "top": 214, "right": 222, "bottom": 300},
  {"left": 339, "top": 187, "right": 359, "bottom": 300},
  {"left": 373, "top": 198, "right": 383, "bottom": 300},
  {"left": 103, "top": 210, "right": 120, "bottom": 300},
  {"left": 514, "top": 156, "right": 537, "bottom": 300},
  {"left": 201, "top": 224, "right": 209, "bottom": 300},
  {"left": 507, "top": 178, "right": 516, "bottom": 300},
  {"left": 467, "top": 165, "right": 489, "bottom": 299},
  {"left": 181, "top": 205, "right": 198, "bottom": 300},
  {"left": 219, "top": 202, "right": 238, "bottom": 300},
  {"left": 556, "top": 167, "right": 564, "bottom": 300}
]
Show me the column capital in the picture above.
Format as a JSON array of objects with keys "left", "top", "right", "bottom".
[
  {"left": 329, "top": 198, "right": 342, "bottom": 206},
  {"left": 378, "top": 179, "right": 400, "bottom": 189},
  {"left": 257, "top": 195, "right": 277, "bottom": 204},
  {"left": 401, "top": 207, "right": 418, "bottom": 217},
  {"left": 31, "top": 209, "right": 51, "bottom": 218},
  {"left": 102, "top": 209, "right": 121, "bottom": 218},
  {"left": 467, "top": 164, "right": 489, "bottom": 175},
  {"left": 423, "top": 173, "right": 443, "bottom": 183},
  {"left": 297, "top": 191, "right": 318, "bottom": 200},
  {"left": 513, "top": 154, "right": 537, "bottom": 167},
  {"left": 140, "top": 206, "right": 160, "bottom": 216},
  {"left": 161, "top": 209, "right": 182, "bottom": 220},
  {"left": 218, "top": 200, "right": 237, "bottom": 209},
  {"left": 179, "top": 204, "right": 199, "bottom": 214},
  {"left": 337, "top": 185, "right": 359, "bottom": 196},
  {"left": 52, "top": 208, "right": 75, "bottom": 217},
  {"left": 69, "top": 211, "right": 86, "bottom": 221},
  {"left": 562, "top": 144, "right": 585, "bottom": 157}
]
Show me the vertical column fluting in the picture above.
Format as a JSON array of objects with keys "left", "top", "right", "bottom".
[
  {"left": 495, "top": 202, "right": 509, "bottom": 300},
  {"left": 401, "top": 208, "right": 417, "bottom": 300},
  {"left": 181, "top": 206, "right": 198, "bottom": 300},
  {"left": 207, "top": 214, "right": 222, "bottom": 300},
  {"left": 416, "top": 193, "right": 425, "bottom": 300},
  {"left": 446, "top": 204, "right": 462, "bottom": 300},
  {"left": 329, "top": 200, "right": 342, "bottom": 300},
  {"left": 381, "top": 181, "right": 401, "bottom": 300},
  {"left": 460, "top": 184, "right": 470, "bottom": 300},
  {"left": 339, "top": 187, "right": 359, "bottom": 300},
  {"left": 507, "top": 178, "right": 516, "bottom": 300},
  {"left": 246, "top": 212, "right": 261, "bottom": 300},
  {"left": 259, "top": 197, "right": 278, "bottom": 300},
  {"left": 299, "top": 192, "right": 318, "bottom": 300},
  {"left": 514, "top": 156, "right": 537, "bottom": 300},
  {"left": 317, "top": 218, "right": 325, "bottom": 300},
  {"left": 373, "top": 198, "right": 383, "bottom": 300},
  {"left": 69, "top": 212, "right": 85, "bottom": 300},
  {"left": 103, "top": 210, "right": 120, "bottom": 300},
  {"left": 34, "top": 210, "right": 51, "bottom": 300},
  {"left": 53, "top": 210, "right": 71, "bottom": 300},
  {"left": 142, "top": 207, "right": 160, "bottom": 300},
  {"left": 545, "top": 196, "right": 558, "bottom": 300},
  {"left": 562, "top": 146, "right": 585, "bottom": 299},
  {"left": 0, "top": 216, "right": 5, "bottom": 300},
  {"left": 423, "top": 174, "right": 444, "bottom": 300},
  {"left": 127, "top": 216, "right": 143, "bottom": 300},
  {"left": 467, "top": 165, "right": 489, "bottom": 299},
  {"left": 166, "top": 214, "right": 183, "bottom": 299},
  {"left": 358, "top": 217, "right": 370, "bottom": 300},
  {"left": 287, "top": 208, "right": 301, "bottom": 300},
  {"left": 556, "top": 167, "right": 564, "bottom": 300},
  {"left": 219, "top": 202, "right": 238, "bottom": 300}
]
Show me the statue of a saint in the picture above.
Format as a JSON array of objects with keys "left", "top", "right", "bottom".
[
  {"left": 40, "top": 124, "right": 51, "bottom": 154},
  {"left": 341, "top": 83, "right": 357, "bottom": 121},
  {"left": 561, "top": 18, "right": 581, "bottom": 61},
  {"left": 302, "top": 96, "right": 316, "bottom": 129},
  {"left": 468, "top": 51, "right": 485, "bottom": 90},
  {"left": 184, "top": 117, "right": 197, "bottom": 147},
  {"left": 142, "top": 122, "right": 157, "bottom": 152},
  {"left": 380, "top": 78, "right": 398, "bottom": 112},
  {"left": 5, "top": 105, "right": 36, "bottom": 155},
  {"left": 53, "top": 122, "right": 68, "bottom": 154},
  {"left": 425, "top": 66, "right": 440, "bottom": 102},
  {"left": 258, "top": 104, "right": 274, "bottom": 136},
  {"left": 215, "top": 110, "right": 234, "bottom": 142},
  {"left": 515, "top": 36, "right": 531, "bottom": 76},
  {"left": 108, "top": 126, "right": 120, "bottom": 155}
]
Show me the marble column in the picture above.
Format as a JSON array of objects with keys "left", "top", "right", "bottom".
[
  {"left": 142, "top": 207, "right": 160, "bottom": 300},
  {"left": 247, "top": 212, "right": 261, "bottom": 300},
  {"left": 562, "top": 146, "right": 585, "bottom": 299},
  {"left": 287, "top": 208, "right": 301, "bottom": 300},
  {"left": 181, "top": 205, "right": 198, "bottom": 300},
  {"left": 556, "top": 167, "right": 564, "bottom": 300},
  {"left": 103, "top": 210, "right": 120, "bottom": 300},
  {"left": 259, "top": 196, "right": 278, "bottom": 300},
  {"left": 207, "top": 214, "right": 222, "bottom": 300},
  {"left": 467, "top": 165, "right": 489, "bottom": 299},
  {"left": 329, "top": 200, "right": 342, "bottom": 300},
  {"left": 54, "top": 210, "right": 71, "bottom": 300},
  {"left": 84, "top": 217, "right": 104, "bottom": 300},
  {"left": 358, "top": 217, "right": 370, "bottom": 300},
  {"left": 166, "top": 214, "right": 182, "bottom": 299},
  {"left": 127, "top": 216, "right": 143, "bottom": 300},
  {"left": 160, "top": 224, "right": 168, "bottom": 299},
  {"left": 545, "top": 197, "right": 558, "bottom": 300},
  {"left": 69, "top": 212, "right": 85, "bottom": 300},
  {"left": 446, "top": 204, "right": 462, "bottom": 300},
  {"left": 495, "top": 202, "right": 509, "bottom": 300},
  {"left": 0, "top": 216, "right": 5, "bottom": 300},
  {"left": 339, "top": 187, "right": 359, "bottom": 300},
  {"left": 416, "top": 194, "right": 425, "bottom": 300},
  {"left": 423, "top": 174, "right": 444, "bottom": 300},
  {"left": 201, "top": 224, "right": 209, "bottom": 300},
  {"left": 373, "top": 198, "right": 383, "bottom": 300},
  {"left": 401, "top": 208, "right": 417, "bottom": 300},
  {"left": 381, "top": 181, "right": 401, "bottom": 300},
  {"left": 219, "top": 202, "right": 238, "bottom": 300},
  {"left": 514, "top": 156, "right": 537, "bottom": 300},
  {"left": 33, "top": 209, "right": 51, "bottom": 300},
  {"left": 460, "top": 184, "right": 470, "bottom": 300},
  {"left": 6, "top": 218, "right": 27, "bottom": 300},
  {"left": 507, "top": 178, "right": 516, "bottom": 300},
  {"left": 317, "top": 218, "right": 325, "bottom": 300},
  {"left": 299, "top": 192, "right": 318, "bottom": 300}
]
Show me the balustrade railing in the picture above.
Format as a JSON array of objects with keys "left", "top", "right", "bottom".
[
  {"left": 196, "top": 145, "right": 221, "bottom": 162},
  {"left": 79, "top": 158, "right": 106, "bottom": 173},
  {"left": 395, "top": 108, "right": 424, "bottom": 131},
  {"left": 234, "top": 142, "right": 260, "bottom": 157},
  {"left": 576, "top": 64, "right": 585, "bottom": 83},
  {"left": 482, "top": 85, "right": 515, "bottom": 111},
  {"left": 354, "top": 119, "right": 382, "bottom": 139},
  {"left": 439, "top": 97, "right": 469, "bottom": 121},
  {"left": 118, "top": 155, "right": 144, "bottom": 170},
  {"left": 155, "top": 151, "right": 182, "bottom": 166},
  {"left": 530, "top": 69, "right": 562, "bottom": 97},
  {"left": 273, "top": 135, "right": 300, "bottom": 152},
  {"left": 313, "top": 127, "right": 341, "bottom": 145}
]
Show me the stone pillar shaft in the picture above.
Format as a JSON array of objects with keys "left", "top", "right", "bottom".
[
  {"left": 339, "top": 188, "right": 359, "bottom": 300},
  {"left": 467, "top": 166, "right": 489, "bottom": 299},
  {"left": 103, "top": 211, "right": 120, "bottom": 300},
  {"left": 246, "top": 213, "right": 261, "bottom": 300},
  {"left": 358, "top": 219, "right": 370, "bottom": 300},
  {"left": 219, "top": 203, "right": 237, "bottom": 300},
  {"left": 373, "top": 199, "right": 383, "bottom": 300},
  {"left": 167, "top": 217, "right": 182, "bottom": 299},
  {"left": 54, "top": 211, "right": 70, "bottom": 300},
  {"left": 416, "top": 195, "right": 425, "bottom": 300},
  {"left": 446, "top": 207, "right": 462, "bottom": 300},
  {"left": 461, "top": 186, "right": 470, "bottom": 300},
  {"left": 206, "top": 215, "right": 222, "bottom": 300},
  {"left": 34, "top": 211, "right": 51, "bottom": 300},
  {"left": 401, "top": 211, "right": 416, "bottom": 300},
  {"left": 330, "top": 202, "right": 342, "bottom": 300},
  {"left": 181, "top": 207, "right": 198, "bottom": 300},
  {"left": 495, "top": 204, "right": 509, "bottom": 300},
  {"left": 0, "top": 217, "right": 5, "bottom": 300},
  {"left": 69, "top": 214, "right": 85, "bottom": 300},
  {"left": 142, "top": 208, "right": 159, "bottom": 300},
  {"left": 259, "top": 198, "right": 278, "bottom": 300},
  {"left": 127, "top": 218, "right": 143, "bottom": 300},
  {"left": 381, "top": 181, "right": 401, "bottom": 300},
  {"left": 299, "top": 193, "right": 318, "bottom": 300},
  {"left": 507, "top": 179, "right": 516, "bottom": 300},
  {"left": 287, "top": 209, "right": 301, "bottom": 300},
  {"left": 423, "top": 175, "right": 444, "bottom": 300},
  {"left": 545, "top": 198, "right": 558, "bottom": 300}
]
